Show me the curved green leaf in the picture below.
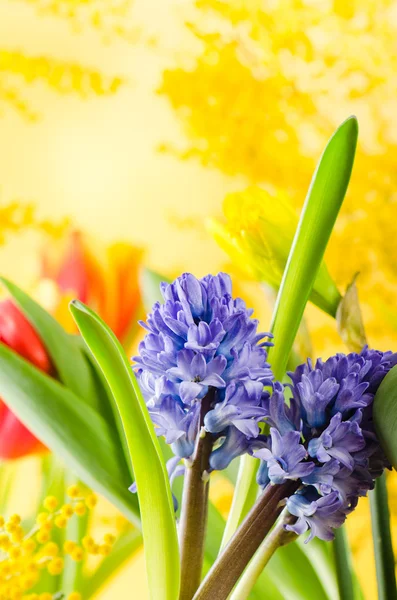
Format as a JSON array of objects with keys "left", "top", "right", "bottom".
[
  {"left": 0, "top": 277, "right": 97, "bottom": 407},
  {"left": 268, "top": 116, "right": 358, "bottom": 381},
  {"left": 221, "top": 117, "right": 359, "bottom": 553},
  {"left": 0, "top": 343, "right": 140, "bottom": 526},
  {"left": 374, "top": 364, "right": 397, "bottom": 469},
  {"left": 70, "top": 300, "right": 180, "bottom": 600}
]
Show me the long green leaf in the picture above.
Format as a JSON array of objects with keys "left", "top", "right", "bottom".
[
  {"left": 369, "top": 474, "right": 397, "bottom": 600},
  {"left": 0, "top": 343, "right": 140, "bottom": 526},
  {"left": 70, "top": 300, "right": 180, "bottom": 600},
  {"left": 374, "top": 364, "right": 397, "bottom": 470},
  {"left": 222, "top": 117, "right": 359, "bottom": 553},
  {"left": 268, "top": 116, "right": 358, "bottom": 380},
  {"left": 0, "top": 277, "right": 97, "bottom": 408},
  {"left": 373, "top": 368, "right": 397, "bottom": 600}
]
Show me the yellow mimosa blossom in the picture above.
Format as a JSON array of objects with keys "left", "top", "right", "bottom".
[
  {"left": 0, "top": 201, "right": 69, "bottom": 246},
  {"left": 0, "top": 488, "right": 116, "bottom": 600},
  {"left": 0, "top": 50, "right": 124, "bottom": 120},
  {"left": 159, "top": 0, "right": 397, "bottom": 349},
  {"left": 16, "top": 0, "right": 138, "bottom": 41}
]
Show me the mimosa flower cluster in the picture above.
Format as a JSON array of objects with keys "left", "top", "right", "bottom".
[
  {"left": 254, "top": 349, "right": 397, "bottom": 541},
  {"left": 0, "top": 486, "right": 115, "bottom": 600},
  {"left": 134, "top": 272, "right": 273, "bottom": 473}
]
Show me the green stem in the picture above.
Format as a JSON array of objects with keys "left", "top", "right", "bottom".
[
  {"left": 178, "top": 393, "right": 214, "bottom": 600},
  {"left": 194, "top": 480, "right": 299, "bottom": 600},
  {"left": 220, "top": 455, "right": 259, "bottom": 551},
  {"left": 369, "top": 473, "right": 397, "bottom": 600},
  {"left": 333, "top": 526, "right": 355, "bottom": 600},
  {"left": 229, "top": 510, "right": 297, "bottom": 600}
]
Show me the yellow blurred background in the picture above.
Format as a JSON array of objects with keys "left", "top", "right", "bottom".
[{"left": 1, "top": 0, "right": 397, "bottom": 598}]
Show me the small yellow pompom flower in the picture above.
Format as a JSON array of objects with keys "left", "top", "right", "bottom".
[
  {"left": 104, "top": 533, "right": 116, "bottom": 545},
  {"left": 36, "top": 512, "right": 49, "bottom": 526},
  {"left": 68, "top": 593, "right": 82, "bottom": 600},
  {"left": 82, "top": 535, "right": 95, "bottom": 550},
  {"left": 64, "top": 540, "right": 76, "bottom": 554},
  {"left": 36, "top": 530, "right": 51, "bottom": 544},
  {"left": 85, "top": 494, "right": 97, "bottom": 509},
  {"left": 43, "top": 496, "right": 59, "bottom": 512},
  {"left": 9, "top": 514, "right": 21, "bottom": 525},
  {"left": 74, "top": 502, "right": 86, "bottom": 517},
  {"left": 39, "top": 594, "right": 53, "bottom": 600},
  {"left": 71, "top": 546, "right": 84, "bottom": 562},
  {"left": 99, "top": 543, "right": 112, "bottom": 556},
  {"left": 47, "top": 557, "right": 64, "bottom": 576},
  {"left": 67, "top": 485, "right": 81, "bottom": 499},
  {"left": 54, "top": 516, "right": 68, "bottom": 529},
  {"left": 61, "top": 504, "right": 74, "bottom": 518},
  {"left": 43, "top": 542, "right": 59, "bottom": 557}
]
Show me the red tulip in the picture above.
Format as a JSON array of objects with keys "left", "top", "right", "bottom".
[
  {"left": 0, "top": 230, "right": 143, "bottom": 460},
  {"left": 0, "top": 299, "right": 53, "bottom": 459}
]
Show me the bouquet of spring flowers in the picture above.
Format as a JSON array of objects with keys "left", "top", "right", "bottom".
[{"left": 0, "top": 117, "right": 396, "bottom": 600}]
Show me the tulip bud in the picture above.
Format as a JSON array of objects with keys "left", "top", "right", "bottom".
[
  {"left": 40, "top": 230, "right": 143, "bottom": 343},
  {"left": 0, "top": 299, "right": 52, "bottom": 459}
]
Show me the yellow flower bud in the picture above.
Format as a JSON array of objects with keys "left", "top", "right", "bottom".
[
  {"left": 47, "top": 556, "right": 64, "bottom": 575},
  {"left": 85, "top": 494, "right": 97, "bottom": 509},
  {"left": 99, "top": 543, "right": 111, "bottom": 556},
  {"left": 64, "top": 540, "right": 76, "bottom": 554},
  {"left": 43, "top": 542, "right": 59, "bottom": 557},
  {"left": 104, "top": 533, "right": 116, "bottom": 545},
  {"left": 74, "top": 502, "right": 86, "bottom": 517},
  {"left": 61, "top": 504, "right": 74, "bottom": 518},
  {"left": 54, "top": 516, "right": 68, "bottom": 529},
  {"left": 71, "top": 546, "right": 84, "bottom": 562},
  {"left": 43, "top": 496, "right": 59, "bottom": 512},
  {"left": 36, "top": 529, "right": 51, "bottom": 544},
  {"left": 66, "top": 485, "right": 81, "bottom": 499}
]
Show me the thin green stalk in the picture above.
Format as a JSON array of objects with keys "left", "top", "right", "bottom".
[
  {"left": 220, "top": 455, "right": 259, "bottom": 551},
  {"left": 333, "top": 527, "right": 355, "bottom": 600},
  {"left": 179, "top": 392, "right": 214, "bottom": 600},
  {"left": 194, "top": 480, "right": 299, "bottom": 600},
  {"left": 369, "top": 473, "right": 397, "bottom": 600},
  {"left": 229, "top": 510, "right": 297, "bottom": 600}
]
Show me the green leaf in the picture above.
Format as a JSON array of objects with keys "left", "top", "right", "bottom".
[
  {"left": 373, "top": 369, "right": 397, "bottom": 600},
  {"left": 0, "top": 277, "right": 97, "bottom": 408},
  {"left": 0, "top": 342, "right": 140, "bottom": 526},
  {"left": 70, "top": 300, "right": 180, "bottom": 600},
  {"left": 374, "top": 364, "right": 397, "bottom": 470},
  {"left": 369, "top": 474, "right": 397, "bottom": 600},
  {"left": 221, "top": 117, "right": 359, "bottom": 550},
  {"left": 268, "top": 116, "right": 358, "bottom": 381}
]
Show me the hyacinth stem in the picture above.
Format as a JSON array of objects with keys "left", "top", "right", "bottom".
[
  {"left": 370, "top": 473, "right": 397, "bottom": 600},
  {"left": 178, "top": 392, "right": 214, "bottom": 600},
  {"left": 193, "top": 480, "right": 299, "bottom": 600},
  {"left": 333, "top": 527, "right": 355, "bottom": 600},
  {"left": 229, "top": 509, "right": 297, "bottom": 600}
]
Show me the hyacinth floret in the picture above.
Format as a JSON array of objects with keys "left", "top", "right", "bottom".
[
  {"left": 254, "top": 347, "right": 397, "bottom": 542},
  {"left": 134, "top": 272, "right": 273, "bottom": 477}
]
